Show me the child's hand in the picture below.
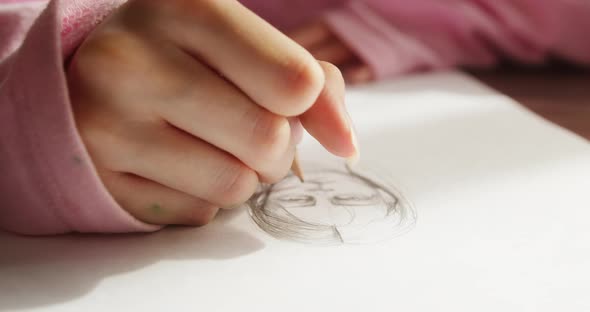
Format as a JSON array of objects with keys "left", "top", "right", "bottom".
[
  {"left": 67, "top": 0, "right": 357, "bottom": 226},
  {"left": 289, "top": 21, "right": 373, "bottom": 84}
]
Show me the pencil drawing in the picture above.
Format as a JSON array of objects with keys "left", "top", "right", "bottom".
[{"left": 247, "top": 163, "right": 416, "bottom": 244}]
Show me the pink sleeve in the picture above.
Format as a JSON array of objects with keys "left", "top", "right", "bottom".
[
  {"left": 0, "top": 0, "right": 160, "bottom": 234},
  {"left": 323, "top": 0, "right": 590, "bottom": 79}
]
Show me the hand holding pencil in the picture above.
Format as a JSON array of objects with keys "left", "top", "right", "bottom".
[{"left": 68, "top": 0, "right": 358, "bottom": 226}]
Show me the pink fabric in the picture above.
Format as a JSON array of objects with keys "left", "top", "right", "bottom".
[
  {"left": 241, "top": 0, "right": 590, "bottom": 78},
  {"left": 320, "top": 0, "right": 590, "bottom": 79},
  {"left": 0, "top": 0, "right": 159, "bottom": 234},
  {"left": 1, "top": 0, "right": 589, "bottom": 234}
]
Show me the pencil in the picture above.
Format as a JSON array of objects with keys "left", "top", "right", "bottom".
[{"left": 290, "top": 151, "right": 304, "bottom": 182}]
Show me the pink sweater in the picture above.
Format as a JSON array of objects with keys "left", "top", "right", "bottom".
[{"left": 1, "top": 0, "right": 589, "bottom": 235}]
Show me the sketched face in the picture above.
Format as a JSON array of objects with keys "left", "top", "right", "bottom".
[
  {"left": 248, "top": 167, "right": 415, "bottom": 244},
  {"left": 269, "top": 171, "right": 392, "bottom": 227}
]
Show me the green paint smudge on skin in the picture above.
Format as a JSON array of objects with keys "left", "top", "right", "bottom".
[{"left": 150, "top": 203, "right": 164, "bottom": 215}]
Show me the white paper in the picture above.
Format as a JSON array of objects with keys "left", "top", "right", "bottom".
[{"left": 2, "top": 72, "right": 590, "bottom": 312}]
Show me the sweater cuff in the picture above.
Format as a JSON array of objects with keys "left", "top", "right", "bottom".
[{"left": 0, "top": 0, "right": 161, "bottom": 234}]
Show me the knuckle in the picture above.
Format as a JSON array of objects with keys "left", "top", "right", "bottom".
[
  {"left": 261, "top": 158, "right": 293, "bottom": 184},
  {"left": 210, "top": 161, "right": 258, "bottom": 206},
  {"left": 279, "top": 55, "right": 325, "bottom": 115},
  {"left": 320, "top": 61, "right": 346, "bottom": 100},
  {"left": 183, "top": 205, "right": 219, "bottom": 226},
  {"left": 75, "top": 119, "right": 131, "bottom": 173},
  {"left": 321, "top": 61, "right": 344, "bottom": 85},
  {"left": 191, "top": 0, "right": 223, "bottom": 9},
  {"left": 256, "top": 144, "right": 296, "bottom": 185},
  {"left": 73, "top": 32, "right": 139, "bottom": 86},
  {"left": 173, "top": 0, "right": 226, "bottom": 26},
  {"left": 252, "top": 111, "right": 291, "bottom": 162},
  {"left": 249, "top": 111, "right": 291, "bottom": 164}
]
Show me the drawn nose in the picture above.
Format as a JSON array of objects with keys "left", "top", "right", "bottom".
[{"left": 313, "top": 197, "right": 354, "bottom": 226}]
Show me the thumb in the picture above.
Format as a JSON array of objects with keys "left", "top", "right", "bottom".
[{"left": 299, "top": 61, "right": 359, "bottom": 161}]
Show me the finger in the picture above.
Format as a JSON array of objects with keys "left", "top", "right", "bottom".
[
  {"left": 162, "top": 0, "right": 324, "bottom": 116},
  {"left": 300, "top": 61, "right": 358, "bottom": 158},
  {"left": 99, "top": 169, "right": 219, "bottom": 226},
  {"left": 287, "top": 21, "right": 333, "bottom": 49},
  {"left": 344, "top": 64, "right": 373, "bottom": 85},
  {"left": 310, "top": 39, "right": 356, "bottom": 66},
  {"left": 155, "top": 49, "right": 297, "bottom": 183},
  {"left": 102, "top": 122, "right": 259, "bottom": 208}
]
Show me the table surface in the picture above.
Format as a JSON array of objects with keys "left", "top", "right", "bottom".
[{"left": 472, "top": 66, "right": 590, "bottom": 141}]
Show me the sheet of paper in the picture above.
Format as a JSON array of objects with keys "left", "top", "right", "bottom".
[{"left": 2, "top": 72, "right": 590, "bottom": 312}]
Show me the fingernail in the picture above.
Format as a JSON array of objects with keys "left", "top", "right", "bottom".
[
  {"left": 345, "top": 112, "right": 360, "bottom": 166},
  {"left": 288, "top": 117, "right": 304, "bottom": 145},
  {"left": 346, "top": 128, "right": 360, "bottom": 166}
]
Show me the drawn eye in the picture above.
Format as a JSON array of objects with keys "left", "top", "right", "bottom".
[
  {"left": 331, "top": 194, "right": 379, "bottom": 206},
  {"left": 276, "top": 194, "right": 316, "bottom": 207}
]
